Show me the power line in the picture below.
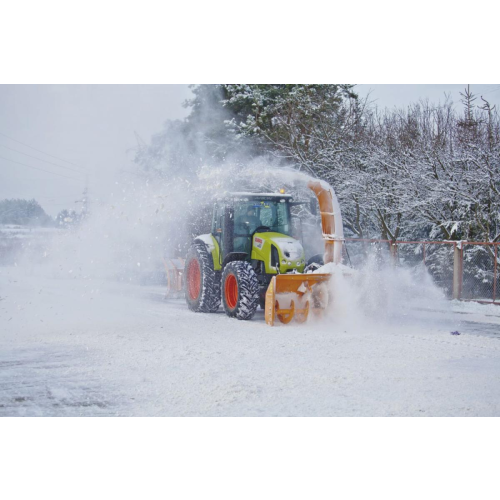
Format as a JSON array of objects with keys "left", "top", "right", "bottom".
[
  {"left": 0, "top": 130, "right": 88, "bottom": 172},
  {"left": 0, "top": 143, "right": 87, "bottom": 175},
  {"left": 482, "top": 85, "right": 500, "bottom": 96},
  {"left": 34, "top": 195, "right": 81, "bottom": 200},
  {"left": 0, "top": 154, "right": 84, "bottom": 181},
  {"left": 44, "top": 202, "right": 80, "bottom": 206}
]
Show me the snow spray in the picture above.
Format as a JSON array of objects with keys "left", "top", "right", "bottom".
[
  {"left": 322, "top": 252, "right": 450, "bottom": 330},
  {"left": 14, "top": 155, "right": 451, "bottom": 332}
]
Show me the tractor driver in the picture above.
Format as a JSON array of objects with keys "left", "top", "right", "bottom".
[{"left": 238, "top": 206, "right": 261, "bottom": 234}]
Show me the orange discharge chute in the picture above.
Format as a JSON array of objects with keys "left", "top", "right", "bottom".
[{"left": 265, "top": 179, "right": 343, "bottom": 326}]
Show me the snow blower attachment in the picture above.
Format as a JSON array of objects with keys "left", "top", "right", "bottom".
[
  {"left": 183, "top": 179, "right": 344, "bottom": 325},
  {"left": 264, "top": 180, "right": 344, "bottom": 325},
  {"left": 265, "top": 273, "right": 331, "bottom": 324}
]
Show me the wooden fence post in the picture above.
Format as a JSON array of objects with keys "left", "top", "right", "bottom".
[
  {"left": 390, "top": 241, "right": 398, "bottom": 265},
  {"left": 453, "top": 242, "right": 463, "bottom": 300},
  {"left": 494, "top": 245, "right": 498, "bottom": 303}
]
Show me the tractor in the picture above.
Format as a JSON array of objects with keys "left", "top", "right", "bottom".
[{"left": 182, "top": 180, "right": 344, "bottom": 325}]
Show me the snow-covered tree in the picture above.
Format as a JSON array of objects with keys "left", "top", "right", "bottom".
[
  {"left": 0, "top": 199, "right": 52, "bottom": 226},
  {"left": 134, "top": 84, "right": 500, "bottom": 246},
  {"left": 223, "top": 84, "right": 358, "bottom": 172}
]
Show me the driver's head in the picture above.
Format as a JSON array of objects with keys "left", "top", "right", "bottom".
[{"left": 247, "top": 206, "right": 256, "bottom": 217}]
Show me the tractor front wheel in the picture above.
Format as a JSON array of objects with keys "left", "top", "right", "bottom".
[{"left": 222, "top": 261, "right": 259, "bottom": 320}]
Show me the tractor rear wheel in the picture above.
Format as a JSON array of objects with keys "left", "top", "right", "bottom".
[
  {"left": 184, "top": 243, "right": 221, "bottom": 312},
  {"left": 222, "top": 261, "right": 259, "bottom": 320}
]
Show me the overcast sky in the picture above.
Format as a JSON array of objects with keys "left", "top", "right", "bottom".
[
  {"left": 0, "top": 85, "right": 193, "bottom": 216},
  {"left": 1, "top": 84, "right": 499, "bottom": 216},
  {"left": 356, "top": 84, "right": 500, "bottom": 109}
]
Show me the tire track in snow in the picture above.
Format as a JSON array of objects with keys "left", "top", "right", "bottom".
[{"left": 0, "top": 346, "right": 120, "bottom": 416}]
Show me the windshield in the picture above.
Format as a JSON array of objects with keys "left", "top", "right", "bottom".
[{"left": 234, "top": 199, "right": 291, "bottom": 236}]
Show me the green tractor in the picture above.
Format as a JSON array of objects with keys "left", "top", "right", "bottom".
[{"left": 184, "top": 191, "right": 310, "bottom": 320}]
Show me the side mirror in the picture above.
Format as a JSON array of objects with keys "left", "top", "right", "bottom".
[{"left": 309, "top": 198, "right": 317, "bottom": 216}]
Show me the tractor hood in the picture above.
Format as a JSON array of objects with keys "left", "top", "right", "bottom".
[{"left": 252, "top": 232, "right": 306, "bottom": 274}]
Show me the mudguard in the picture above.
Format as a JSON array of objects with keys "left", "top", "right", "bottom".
[{"left": 194, "top": 234, "right": 221, "bottom": 271}]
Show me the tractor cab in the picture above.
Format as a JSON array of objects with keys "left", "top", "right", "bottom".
[{"left": 212, "top": 192, "right": 295, "bottom": 264}]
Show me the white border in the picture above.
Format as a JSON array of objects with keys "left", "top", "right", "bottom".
[
  {"left": 3, "top": 418, "right": 498, "bottom": 499},
  {"left": 1, "top": 1, "right": 498, "bottom": 83}
]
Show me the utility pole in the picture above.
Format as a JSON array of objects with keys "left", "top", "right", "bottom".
[
  {"left": 75, "top": 174, "right": 89, "bottom": 221},
  {"left": 134, "top": 131, "right": 147, "bottom": 148},
  {"left": 82, "top": 174, "right": 89, "bottom": 218}
]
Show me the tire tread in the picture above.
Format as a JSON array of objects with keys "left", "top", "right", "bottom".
[{"left": 184, "top": 243, "right": 221, "bottom": 313}]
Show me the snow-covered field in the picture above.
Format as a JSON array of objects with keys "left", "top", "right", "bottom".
[{"left": 1, "top": 264, "right": 500, "bottom": 417}]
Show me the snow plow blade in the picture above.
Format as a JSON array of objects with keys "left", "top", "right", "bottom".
[{"left": 265, "top": 274, "right": 330, "bottom": 326}]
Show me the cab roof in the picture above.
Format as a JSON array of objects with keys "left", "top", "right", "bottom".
[{"left": 227, "top": 192, "right": 292, "bottom": 199}]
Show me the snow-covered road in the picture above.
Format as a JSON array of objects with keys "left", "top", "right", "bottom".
[{"left": 1, "top": 266, "right": 500, "bottom": 416}]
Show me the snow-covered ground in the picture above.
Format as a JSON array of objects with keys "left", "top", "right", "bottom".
[{"left": 1, "top": 265, "right": 500, "bottom": 417}]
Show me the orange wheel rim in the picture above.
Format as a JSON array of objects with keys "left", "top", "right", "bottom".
[
  {"left": 187, "top": 259, "right": 201, "bottom": 300},
  {"left": 225, "top": 274, "right": 238, "bottom": 310}
]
